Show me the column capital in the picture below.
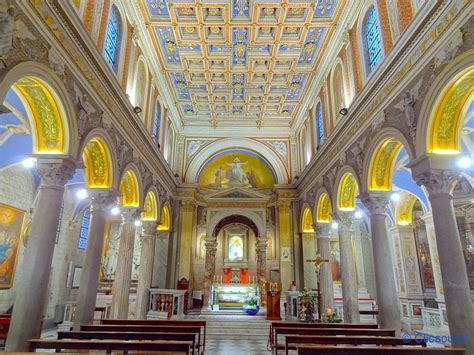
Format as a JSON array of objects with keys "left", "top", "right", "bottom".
[
  {"left": 256, "top": 237, "right": 267, "bottom": 252},
  {"left": 331, "top": 211, "right": 352, "bottom": 232},
  {"left": 90, "top": 189, "right": 119, "bottom": 212},
  {"left": 413, "top": 168, "right": 460, "bottom": 196},
  {"left": 142, "top": 221, "right": 158, "bottom": 237},
  {"left": 181, "top": 200, "right": 195, "bottom": 212},
  {"left": 277, "top": 200, "right": 292, "bottom": 213},
  {"left": 359, "top": 191, "right": 389, "bottom": 216},
  {"left": 313, "top": 222, "right": 331, "bottom": 237},
  {"left": 122, "top": 207, "right": 142, "bottom": 222},
  {"left": 36, "top": 156, "right": 77, "bottom": 188}
]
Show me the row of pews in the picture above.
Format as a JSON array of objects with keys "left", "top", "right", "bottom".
[
  {"left": 0, "top": 313, "right": 11, "bottom": 347},
  {"left": 268, "top": 322, "right": 466, "bottom": 355},
  {"left": 28, "top": 319, "right": 206, "bottom": 354}
]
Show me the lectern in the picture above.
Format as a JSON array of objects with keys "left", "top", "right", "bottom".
[{"left": 265, "top": 282, "right": 282, "bottom": 320}]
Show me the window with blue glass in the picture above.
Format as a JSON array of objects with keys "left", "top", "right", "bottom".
[
  {"left": 365, "top": 7, "right": 383, "bottom": 71},
  {"left": 78, "top": 207, "right": 91, "bottom": 249},
  {"left": 153, "top": 102, "right": 161, "bottom": 139},
  {"left": 103, "top": 5, "right": 121, "bottom": 68},
  {"left": 315, "top": 103, "right": 324, "bottom": 148}
]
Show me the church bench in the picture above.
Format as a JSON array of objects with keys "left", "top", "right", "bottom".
[
  {"left": 58, "top": 331, "right": 197, "bottom": 355},
  {"left": 296, "top": 344, "right": 465, "bottom": 354},
  {"left": 81, "top": 324, "right": 202, "bottom": 352},
  {"left": 284, "top": 335, "right": 426, "bottom": 355},
  {"left": 268, "top": 322, "right": 378, "bottom": 353},
  {"left": 273, "top": 327, "right": 396, "bottom": 354},
  {"left": 28, "top": 339, "right": 193, "bottom": 354},
  {"left": 101, "top": 319, "right": 207, "bottom": 350}
]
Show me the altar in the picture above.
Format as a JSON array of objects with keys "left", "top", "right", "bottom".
[{"left": 210, "top": 283, "right": 259, "bottom": 309}]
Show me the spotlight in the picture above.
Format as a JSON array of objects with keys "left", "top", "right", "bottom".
[
  {"left": 76, "top": 189, "right": 88, "bottom": 200},
  {"left": 133, "top": 106, "right": 142, "bottom": 114},
  {"left": 391, "top": 192, "right": 401, "bottom": 202},
  {"left": 111, "top": 206, "right": 121, "bottom": 216},
  {"left": 339, "top": 108, "right": 348, "bottom": 116},
  {"left": 134, "top": 220, "right": 142, "bottom": 227},
  {"left": 22, "top": 157, "right": 37, "bottom": 168},
  {"left": 354, "top": 210, "right": 363, "bottom": 219},
  {"left": 457, "top": 156, "right": 472, "bottom": 169},
  {"left": 331, "top": 222, "right": 338, "bottom": 230}
]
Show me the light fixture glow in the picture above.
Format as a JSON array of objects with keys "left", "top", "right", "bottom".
[
  {"left": 134, "top": 220, "right": 142, "bottom": 227},
  {"left": 331, "top": 222, "right": 338, "bottom": 230},
  {"left": 457, "top": 156, "right": 472, "bottom": 169},
  {"left": 391, "top": 192, "right": 401, "bottom": 202},
  {"left": 76, "top": 189, "right": 88, "bottom": 200},
  {"left": 22, "top": 157, "right": 36, "bottom": 168},
  {"left": 111, "top": 206, "right": 120, "bottom": 216},
  {"left": 354, "top": 210, "right": 363, "bottom": 219}
]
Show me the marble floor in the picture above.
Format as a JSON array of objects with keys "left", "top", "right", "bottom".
[{"left": 206, "top": 339, "right": 270, "bottom": 355}]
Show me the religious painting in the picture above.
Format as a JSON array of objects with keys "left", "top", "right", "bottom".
[
  {"left": 414, "top": 221, "right": 435, "bottom": 290},
  {"left": 266, "top": 234, "right": 273, "bottom": 260},
  {"left": 198, "top": 151, "right": 276, "bottom": 190},
  {"left": 0, "top": 203, "right": 26, "bottom": 289},
  {"left": 228, "top": 236, "right": 244, "bottom": 262},
  {"left": 412, "top": 304, "right": 422, "bottom": 316},
  {"left": 198, "top": 235, "right": 206, "bottom": 259},
  {"left": 329, "top": 240, "right": 341, "bottom": 282}
]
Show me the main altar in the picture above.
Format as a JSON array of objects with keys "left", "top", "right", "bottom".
[{"left": 210, "top": 283, "right": 259, "bottom": 309}]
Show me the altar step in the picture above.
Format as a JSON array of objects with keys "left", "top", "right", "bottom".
[{"left": 201, "top": 316, "right": 271, "bottom": 341}]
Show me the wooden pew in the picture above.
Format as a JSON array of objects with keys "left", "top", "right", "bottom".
[
  {"left": 58, "top": 331, "right": 197, "bottom": 355},
  {"left": 297, "top": 344, "right": 465, "bottom": 354},
  {"left": 81, "top": 324, "right": 202, "bottom": 352},
  {"left": 268, "top": 322, "right": 378, "bottom": 353},
  {"left": 285, "top": 335, "right": 426, "bottom": 355},
  {"left": 101, "top": 318, "right": 207, "bottom": 350},
  {"left": 273, "top": 327, "right": 396, "bottom": 354},
  {"left": 29, "top": 339, "right": 192, "bottom": 353}
]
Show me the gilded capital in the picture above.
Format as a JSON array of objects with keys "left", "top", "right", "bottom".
[
  {"left": 182, "top": 200, "right": 195, "bottom": 213},
  {"left": 277, "top": 200, "right": 292, "bottom": 214}
]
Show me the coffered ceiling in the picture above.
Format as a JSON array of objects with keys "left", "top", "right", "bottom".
[{"left": 137, "top": 0, "right": 345, "bottom": 129}]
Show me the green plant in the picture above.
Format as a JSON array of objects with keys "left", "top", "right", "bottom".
[
  {"left": 323, "top": 312, "right": 342, "bottom": 323},
  {"left": 243, "top": 295, "right": 258, "bottom": 309}
]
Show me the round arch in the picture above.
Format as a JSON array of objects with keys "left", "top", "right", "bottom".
[
  {"left": 119, "top": 164, "right": 142, "bottom": 207},
  {"left": 393, "top": 191, "right": 419, "bottom": 226},
  {"left": 416, "top": 51, "right": 474, "bottom": 155},
  {"left": 300, "top": 203, "right": 314, "bottom": 233},
  {"left": 142, "top": 188, "right": 159, "bottom": 221},
  {"left": 329, "top": 57, "right": 348, "bottom": 124},
  {"left": 363, "top": 128, "right": 414, "bottom": 192},
  {"left": 335, "top": 167, "right": 360, "bottom": 211},
  {"left": 80, "top": 129, "right": 118, "bottom": 189},
  {"left": 0, "top": 62, "right": 79, "bottom": 157},
  {"left": 185, "top": 138, "right": 289, "bottom": 184},
  {"left": 206, "top": 209, "right": 265, "bottom": 239},
  {"left": 314, "top": 189, "right": 333, "bottom": 223},
  {"left": 158, "top": 202, "right": 172, "bottom": 231}
]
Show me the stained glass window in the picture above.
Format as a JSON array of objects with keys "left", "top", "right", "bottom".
[
  {"left": 365, "top": 7, "right": 383, "bottom": 71},
  {"left": 316, "top": 103, "right": 324, "bottom": 148},
  {"left": 78, "top": 207, "right": 91, "bottom": 249},
  {"left": 153, "top": 101, "right": 161, "bottom": 139},
  {"left": 103, "top": 6, "right": 121, "bottom": 68}
]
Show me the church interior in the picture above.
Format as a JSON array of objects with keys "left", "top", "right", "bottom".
[{"left": 0, "top": 0, "right": 473, "bottom": 354}]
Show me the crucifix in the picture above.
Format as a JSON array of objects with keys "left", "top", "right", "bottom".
[{"left": 306, "top": 255, "right": 329, "bottom": 320}]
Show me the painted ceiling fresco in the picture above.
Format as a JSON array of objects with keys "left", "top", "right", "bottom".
[{"left": 140, "top": 0, "right": 343, "bottom": 127}]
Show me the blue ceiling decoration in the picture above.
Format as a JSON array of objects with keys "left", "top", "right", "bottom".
[{"left": 140, "top": 0, "right": 343, "bottom": 125}]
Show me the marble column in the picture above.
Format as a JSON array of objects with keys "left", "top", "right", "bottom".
[
  {"left": 177, "top": 201, "right": 195, "bottom": 280},
  {"left": 332, "top": 212, "right": 360, "bottom": 323},
  {"left": 74, "top": 190, "right": 117, "bottom": 329},
  {"left": 412, "top": 167, "right": 474, "bottom": 352},
  {"left": 152, "top": 230, "right": 170, "bottom": 288},
  {"left": 135, "top": 221, "right": 158, "bottom": 319},
  {"left": 203, "top": 238, "right": 218, "bottom": 308},
  {"left": 6, "top": 157, "right": 76, "bottom": 352},
  {"left": 360, "top": 192, "right": 401, "bottom": 333},
  {"left": 110, "top": 208, "right": 140, "bottom": 319},
  {"left": 256, "top": 237, "right": 267, "bottom": 306},
  {"left": 313, "top": 223, "right": 335, "bottom": 314}
]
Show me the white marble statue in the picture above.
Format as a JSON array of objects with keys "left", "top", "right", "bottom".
[
  {"left": 226, "top": 157, "right": 248, "bottom": 184},
  {"left": 0, "top": 3, "right": 16, "bottom": 63}
]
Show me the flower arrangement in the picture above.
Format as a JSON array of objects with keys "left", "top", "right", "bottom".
[
  {"left": 242, "top": 295, "right": 259, "bottom": 315},
  {"left": 298, "top": 289, "right": 317, "bottom": 322},
  {"left": 322, "top": 308, "right": 342, "bottom": 323}
]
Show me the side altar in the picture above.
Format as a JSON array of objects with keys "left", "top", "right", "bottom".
[{"left": 210, "top": 283, "right": 260, "bottom": 309}]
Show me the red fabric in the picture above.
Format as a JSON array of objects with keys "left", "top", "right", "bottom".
[
  {"left": 240, "top": 268, "right": 248, "bottom": 284},
  {"left": 223, "top": 268, "right": 232, "bottom": 283}
]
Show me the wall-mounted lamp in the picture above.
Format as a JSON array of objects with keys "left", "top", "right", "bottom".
[
  {"left": 339, "top": 108, "right": 348, "bottom": 116},
  {"left": 133, "top": 106, "right": 143, "bottom": 114}
]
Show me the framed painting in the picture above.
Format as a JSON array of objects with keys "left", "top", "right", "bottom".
[{"left": 0, "top": 203, "right": 26, "bottom": 289}]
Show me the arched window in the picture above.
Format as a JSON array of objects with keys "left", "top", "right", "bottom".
[
  {"left": 315, "top": 103, "right": 324, "bottom": 149},
  {"left": 153, "top": 101, "right": 161, "bottom": 139},
  {"left": 78, "top": 207, "right": 91, "bottom": 249},
  {"left": 364, "top": 6, "right": 383, "bottom": 71},
  {"left": 103, "top": 5, "right": 122, "bottom": 70},
  {"left": 134, "top": 61, "right": 147, "bottom": 110},
  {"left": 332, "top": 63, "right": 346, "bottom": 119}
]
